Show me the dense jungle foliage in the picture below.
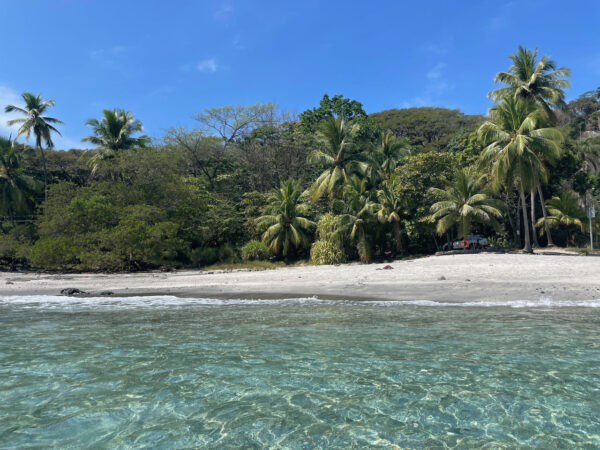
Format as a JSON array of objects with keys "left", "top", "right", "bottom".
[{"left": 1, "top": 46, "right": 599, "bottom": 270}]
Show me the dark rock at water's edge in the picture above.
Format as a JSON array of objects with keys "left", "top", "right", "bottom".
[
  {"left": 60, "top": 288, "right": 87, "bottom": 296},
  {"left": 99, "top": 291, "right": 114, "bottom": 296}
]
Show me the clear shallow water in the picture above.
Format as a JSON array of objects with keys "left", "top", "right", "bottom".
[{"left": 1, "top": 296, "right": 600, "bottom": 448}]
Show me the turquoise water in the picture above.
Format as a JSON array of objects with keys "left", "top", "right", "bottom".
[{"left": 1, "top": 296, "right": 600, "bottom": 448}]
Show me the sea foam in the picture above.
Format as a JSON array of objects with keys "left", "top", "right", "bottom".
[{"left": 1, "top": 295, "right": 600, "bottom": 308}]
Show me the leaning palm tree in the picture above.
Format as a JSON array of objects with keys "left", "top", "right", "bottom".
[
  {"left": 478, "top": 97, "right": 563, "bottom": 252},
  {"left": 308, "top": 116, "right": 367, "bottom": 202},
  {"left": 535, "top": 191, "right": 586, "bottom": 246},
  {"left": 82, "top": 109, "right": 150, "bottom": 176},
  {"left": 4, "top": 92, "right": 63, "bottom": 202},
  {"left": 375, "top": 175, "right": 407, "bottom": 255},
  {"left": 427, "top": 168, "right": 504, "bottom": 238},
  {"left": 256, "top": 179, "right": 315, "bottom": 258},
  {"left": 488, "top": 45, "right": 571, "bottom": 122}
]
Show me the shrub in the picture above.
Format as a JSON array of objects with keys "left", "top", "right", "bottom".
[
  {"left": 241, "top": 240, "right": 269, "bottom": 261},
  {"left": 316, "top": 212, "right": 340, "bottom": 237},
  {"left": 29, "top": 237, "right": 80, "bottom": 269},
  {"left": 190, "top": 247, "right": 219, "bottom": 266},
  {"left": 218, "top": 244, "right": 237, "bottom": 262},
  {"left": 310, "top": 239, "right": 345, "bottom": 265}
]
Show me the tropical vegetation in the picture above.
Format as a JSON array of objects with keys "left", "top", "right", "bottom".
[{"left": 1, "top": 45, "right": 599, "bottom": 270}]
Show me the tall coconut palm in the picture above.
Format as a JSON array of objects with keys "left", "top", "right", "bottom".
[
  {"left": 337, "top": 176, "right": 377, "bottom": 263},
  {"left": 0, "top": 138, "right": 37, "bottom": 225},
  {"left": 488, "top": 45, "right": 571, "bottom": 122},
  {"left": 308, "top": 116, "right": 367, "bottom": 202},
  {"left": 535, "top": 191, "right": 586, "bottom": 246},
  {"left": 370, "top": 131, "right": 411, "bottom": 179},
  {"left": 488, "top": 46, "right": 569, "bottom": 246},
  {"left": 427, "top": 168, "right": 504, "bottom": 238},
  {"left": 82, "top": 109, "right": 150, "bottom": 176},
  {"left": 478, "top": 97, "right": 563, "bottom": 252},
  {"left": 256, "top": 179, "right": 315, "bottom": 258},
  {"left": 375, "top": 176, "right": 407, "bottom": 255},
  {"left": 4, "top": 92, "right": 63, "bottom": 202}
]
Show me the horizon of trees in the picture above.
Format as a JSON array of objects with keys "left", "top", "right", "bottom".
[{"left": 1, "top": 45, "right": 599, "bottom": 271}]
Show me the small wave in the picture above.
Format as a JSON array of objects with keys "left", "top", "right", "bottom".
[{"left": 1, "top": 295, "right": 600, "bottom": 308}]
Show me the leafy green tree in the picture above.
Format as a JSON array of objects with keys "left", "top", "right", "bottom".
[
  {"left": 488, "top": 45, "right": 571, "bottom": 121},
  {"left": 82, "top": 109, "right": 150, "bottom": 175},
  {"left": 370, "top": 107, "right": 483, "bottom": 150},
  {"left": 256, "top": 179, "right": 315, "bottom": 258},
  {"left": 164, "top": 128, "right": 228, "bottom": 190},
  {"left": 308, "top": 116, "right": 366, "bottom": 202},
  {"left": 299, "top": 94, "right": 380, "bottom": 141},
  {"left": 535, "top": 191, "right": 586, "bottom": 246},
  {"left": 427, "top": 168, "right": 504, "bottom": 238},
  {"left": 4, "top": 92, "right": 63, "bottom": 202},
  {"left": 300, "top": 94, "right": 366, "bottom": 130},
  {"left": 479, "top": 97, "right": 563, "bottom": 252}
]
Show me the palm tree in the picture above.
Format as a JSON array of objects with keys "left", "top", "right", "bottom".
[
  {"left": 375, "top": 176, "right": 407, "bottom": 255},
  {"left": 82, "top": 109, "right": 150, "bottom": 175},
  {"left": 0, "top": 137, "right": 37, "bottom": 225},
  {"left": 4, "top": 92, "right": 63, "bottom": 202},
  {"left": 535, "top": 191, "right": 586, "bottom": 246},
  {"left": 488, "top": 46, "right": 569, "bottom": 246},
  {"left": 337, "top": 176, "right": 377, "bottom": 263},
  {"left": 488, "top": 45, "right": 571, "bottom": 122},
  {"left": 256, "top": 179, "right": 315, "bottom": 258},
  {"left": 308, "top": 116, "right": 367, "bottom": 202},
  {"left": 578, "top": 137, "right": 600, "bottom": 176},
  {"left": 370, "top": 131, "right": 411, "bottom": 179},
  {"left": 478, "top": 97, "right": 563, "bottom": 252},
  {"left": 427, "top": 168, "right": 504, "bottom": 238}
]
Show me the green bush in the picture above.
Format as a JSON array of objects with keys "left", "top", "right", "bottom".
[
  {"left": 316, "top": 213, "right": 340, "bottom": 240},
  {"left": 310, "top": 239, "right": 345, "bottom": 265},
  {"left": 29, "top": 237, "right": 80, "bottom": 269},
  {"left": 218, "top": 244, "right": 237, "bottom": 262},
  {"left": 241, "top": 240, "right": 269, "bottom": 261},
  {"left": 190, "top": 247, "right": 219, "bottom": 266}
]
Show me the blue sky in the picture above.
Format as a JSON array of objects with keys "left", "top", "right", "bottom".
[{"left": 1, "top": 0, "right": 599, "bottom": 149}]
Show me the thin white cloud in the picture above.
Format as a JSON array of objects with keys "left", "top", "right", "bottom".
[
  {"left": 426, "top": 63, "right": 446, "bottom": 80},
  {"left": 400, "top": 63, "right": 453, "bottom": 108},
  {"left": 89, "top": 45, "right": 127, "bottom": 66},
  {"left": 196, "top": 58, "right": 218, "bottom": 73},
  {"left": 214, "top": 4, "right": 234, "bottom": 18},
  {"left": 488, "top": 1, "right": 516, "bottom": 30},
  {"left": 0, "top": 84, "right": 22, "bottom": 139}
]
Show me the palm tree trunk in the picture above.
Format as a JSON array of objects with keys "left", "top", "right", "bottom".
[
  {"left": 537, "top": 183, "right": 554, "bottom": 246},
  {"left": 392, "top": 221, "right": 403, "bottom": 255},
  {"left": 515, "top": 193, "right": 522, "bottom": 248},
  {"left": 520, "top": 188, "right": 532, "bottom": 253},
  {"left": 38, "top": 144, "right": 48, "bottom": 203},
  {"left": 530, "top": 190, "right": 539, "bottom": 248},
  {"left": 504, "top": 191, "right": 518, "bottom": 245}
]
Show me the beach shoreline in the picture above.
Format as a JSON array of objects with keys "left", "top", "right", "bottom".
[{"left": 2, "top": 253, "right": 599, "bottom": 303}]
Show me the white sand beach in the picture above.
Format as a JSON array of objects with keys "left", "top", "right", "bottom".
[{"left": 2, "top": 252, "right": 599, "bottom": 302}]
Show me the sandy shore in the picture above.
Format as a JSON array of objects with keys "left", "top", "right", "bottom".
[{"left": 1, "top": 253, "right": 599, "bottom": 302}]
